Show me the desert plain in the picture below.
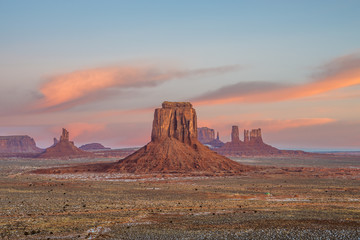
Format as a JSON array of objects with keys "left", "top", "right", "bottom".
[{"left": 0, "top": 154, "right": 359, "bottom": 239}]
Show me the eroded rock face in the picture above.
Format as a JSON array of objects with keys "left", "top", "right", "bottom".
[
  {"left": 197, "top": 127, "right": 215, "bottom": 144},
  {"left": 151, "top": 101, "right": 197, "bottom": 145},
  {"left": 37, "top": 128, "right": 94, "bottom": 158},
  {"left": 244, "top": 130, "right": 249, "bottom": 143},
  {"left": 60, "top": 128, "right": 69, "bottom": 142},
  {"left": 231, "top": 126, "right": 240, "bottom": 142},
  {"left": 250, "top": 128, "right": 263, "bottom": 143},
  {"left": 0, "top": 136, "right": 43, "bottom": 153}
]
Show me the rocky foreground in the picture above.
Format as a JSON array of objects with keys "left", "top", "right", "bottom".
[{"left": 1, "top": 156, "right": 359, "bottom": 239}]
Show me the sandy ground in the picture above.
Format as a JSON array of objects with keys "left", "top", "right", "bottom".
[{"left": 0, "top": 155, "right": 359, "bottom": 239}]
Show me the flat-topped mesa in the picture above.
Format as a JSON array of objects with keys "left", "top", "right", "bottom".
[
  {"left": 0, "top": 135, "right": 43, "bottom": 154},
  {"left": 249, "top": 128, "right": 263, "bottom": 143},
  {"left": 231, "top": 126, "right": 240, "bottom": 142},
  {"left": 197, "top": 127, "right": 215, "bottom": 144},
  {"left": 151, "top": 101, "right": 197, "bottom": 145}
]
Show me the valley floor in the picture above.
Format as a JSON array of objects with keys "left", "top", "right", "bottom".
[{"left": 0, "top": 156, "right": 359, "bottom": 239}]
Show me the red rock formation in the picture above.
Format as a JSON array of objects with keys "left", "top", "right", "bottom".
[
  {"left": 198, "top": 128, "right": 224, "bottom": 148},
  {"left": 37, "top": 128, "right": 94, "bottom": 158},
  {"left": 80, "top": 143, "right": 111, "bottom": 151},
  {"left": 217, "top": 127, "right": 280, "bottom": 156},
  {"left": 0, "top": 135, "right": 43, "bottom": 153},
  {"left": 151, "top": 101, "right": 197, "bottom": 145},
  {"left": 231, "top": 126, "right": 240, "bottom": 142},
  {"left": 206, "top": 131, "right": 225, "bottom": 148},
  {"left": 198, "top": 127, "right": 215, "bottom": 144},
  {"left": 33, "top": 102, "right": 253, "bottom": 174},
  {"left": 111, "top": 102, "right": 252, "bottom": 174},
  {"left": 244, "top": 130, "right": 249, "bottom": 143}
]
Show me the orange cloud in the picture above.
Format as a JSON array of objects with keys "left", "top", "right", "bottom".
[
  {"left": 32, "top": 64, "right": 241, "bottom": 112},
  {"left": 193, "top": 53, "right": 360, "bottom": 105}
]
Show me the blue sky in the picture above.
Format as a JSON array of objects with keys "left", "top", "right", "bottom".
[{"left": 0, "top": 1, "right": 360, "bottom": 150}]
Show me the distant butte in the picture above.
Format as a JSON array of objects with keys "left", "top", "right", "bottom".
[
  {"left": 37, "top": 128, "right": 95, "bottom": 159},
  {"left": 216, "top": 126, "right": 307, "bottom": 156},
  {"left": 0, "top": 135, "right": 43, "bottom": 155},
  {"left": 33, "top": 102, "right": 254, "bottom": 175},
  {"left": 198, "top": 127, "right": 224, "bottom": 148},
  {"left": 80, "top": 143, "right": 111, "bottom": 151}
]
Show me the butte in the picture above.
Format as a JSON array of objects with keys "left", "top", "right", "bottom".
[
  {"left": 33, "top": 102, "right": 253, "bottom": 175},
  {"left": 37, "top": 128, "right": 95, "bottom": 159}
]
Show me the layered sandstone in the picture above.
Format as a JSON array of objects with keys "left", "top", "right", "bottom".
[
  {"left": 0, "top": 135, "right": 43, "bottom": 153},
  {"left": 34, "top": 102, "right": 253, "bottom": 174},
  {"left": 37, "top": 129, "right": 94, "bottom": 158}
]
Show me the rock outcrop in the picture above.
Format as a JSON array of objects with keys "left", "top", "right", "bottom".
[
  {"left": 206, "top": 131, "right": 225, "bottom": 148},
  {"left": 198, "top": 127, "right": 215, "bottom": 144},
  {"left": 111, "top": 101, "right": 252, "bottom": 174},
  {"left": 0, "top": 135, "right": 43, "bottom": 153},
  {"left": 80, "top": 143, "right": 111, "bottom": 151},
  {"left": 198, "top": 128, "right": 224, "bottom": 148},
  {"left": 34, "top": 102, "right": 253, "bottom": 174},
  {"left": 37, "top": 128, "right": 94, "bottom": 158},
  {"left": 231, "top": 126, "right": 240, "bottom": 142},
  {"left": 216, "top": 126, "right": 280, "bottom": 156}
]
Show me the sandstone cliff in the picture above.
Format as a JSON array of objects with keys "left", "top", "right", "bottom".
[
  {"left": 0, "top": 135, "right": 43, "bottom": 153},
  {"left": 37, "top": 128, "right": 94, "bottom": 158}
]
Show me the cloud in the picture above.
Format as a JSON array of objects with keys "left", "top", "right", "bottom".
[
  {"left": 193, "top": 53, "right": 360, "bottom": 105},
  {"left": 32, "top": 64, "right": 241, "bottom": 112}
]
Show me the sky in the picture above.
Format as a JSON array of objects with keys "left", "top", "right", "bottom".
[{"left": 0, "top": 0, "right": 360, "bottom": 150}]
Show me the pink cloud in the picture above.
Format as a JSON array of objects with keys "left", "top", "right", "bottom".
[
  {"left": 193, "top": 53, "right": 360, "bottom": 105},
  {"left": 31, "top": 64, "right": 241, "bottom": 112}
]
